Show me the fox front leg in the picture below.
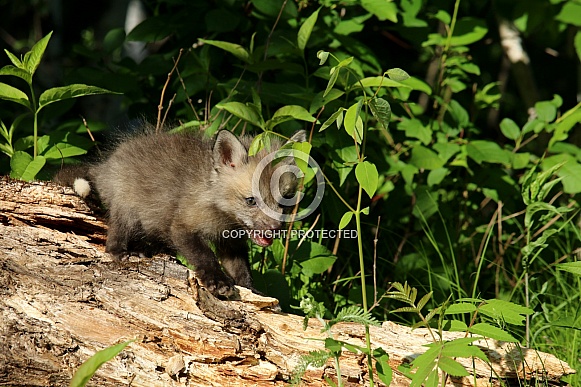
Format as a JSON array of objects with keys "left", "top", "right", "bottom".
[{"left": 171, "top": 228, "right": 236, "bottom": 298}]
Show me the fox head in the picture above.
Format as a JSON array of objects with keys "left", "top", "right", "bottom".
[{"left": 210, "top": 130, "right": 306, "bottom": 246}]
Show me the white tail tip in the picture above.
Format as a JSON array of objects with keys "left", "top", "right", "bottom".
[{"left": 73, "top": 178, "right": 91, "bottom": 198}]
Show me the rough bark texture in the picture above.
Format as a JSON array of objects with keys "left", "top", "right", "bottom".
[{"left": 0, "top": 177, "right": 576, "bottom": 386}]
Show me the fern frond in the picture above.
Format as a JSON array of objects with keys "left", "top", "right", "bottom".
[
  {"left": 291, "top": 349, "right": 332, "bottom": 385},
  {"left": 329, "top": 305, "right": 380, "bottom": 327},
  {"left": 417, "top": 291, "right": 433, "bottom": 311},
  {"left": 392, "top": 306, "right": 419, "bottom": 314}
]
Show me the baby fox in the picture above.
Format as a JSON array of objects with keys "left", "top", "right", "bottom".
[{"left": 55, "top": 128, "right": 306, "bottom": 297}]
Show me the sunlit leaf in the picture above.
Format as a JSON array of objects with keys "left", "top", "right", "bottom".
[
  {"left": 355, "top": 161, "right": 379, "bottom": 198},
  {"left": 199, "top": 38, "right": 252, "bottom": 64},
  {"left": 39, "top": 85, "right": 118, "bottom": 110},
  {"left": 0, "top": 82, "right": 30, "bottom": 109},
  {"left": 70, "top": 340, "right": 134, "bottom": 387},
  {"left": 26, "top": 31, "right": 53, "bottom": 75},
  {"left": 298, "top": 8, "right": 320, "bottom": 51}
]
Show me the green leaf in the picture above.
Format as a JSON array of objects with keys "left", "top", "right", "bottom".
[
  {"left": 440, "top": 338, "right": 488, "bottom": 362},
  {"left": 450, "top": 18, "right": 488, "bottom": 46},
  {"left": 468, "top": 323, "right": 518, "bottom": 342},
  {"left": 70, "top": 340, "right": 134, "bottom": 387},
  {"left": 344, "top": 100, "right": 363, "bottom": 143},
  {"left": 355, "top": 161, "right": 379, "bottom": 198},
  {"left": 478, "top": 299, "right": 533, "bottom": 326},
  {"left": 339, "top": 211, "right": 353, "bottom": 229},
  {"left": 300, "top": 256, "right": 337, "bottom": 277},
  {"left": 267, "top": 105, "right": 316, "bottom": 130},
  {"left": 324, "top": 65, "right": 340, "bottom": 98},
  {"left": 374, "top": 348, "right": 393, "bottom": 386},
  {"left": 0, "top": 82, "right": 30, "bottom": 109},
  {"left": 556, "top": 1, "right": 581, "bottom": 26},
  {"left": 434, "top": 10, "right": 451, "bottom": 24},
  {"left": 38, "top": 85, "right": 118, "bottom": 110},
  {"left": 466, "top": 140, "right": 510, "bottom": 165},
  {"left": 324, "top": 337, "right": 343, "bottom": 353},
  {"left": 43, "top": 143, "right": 89, "bottom": 160},
  {"left": 437, "top": 357, "right": 469, "bottom": 377},
  {"left": 398, "top": 118, "right": 432, "bottom": 145},
  {"left": 361, "top": 0, "right": 398, "bottom": 23},
  {"left": 9, "top": 152, "right": 45, "bottom": 181},
  {"left": 368, "top": 97, "right": 391, "bottom": 130},
  {"left": 575, "top": 31, "right": 581, "bottom": 62},
  {"left": 354, "top": 76, "right": 410, "bottom": 90},
  {"left": 291, "top": 141, "right": 312, "bottom": 178},
  {"left": 447, "top": 100, "right": 469, "bottom": 126},
  {"left": 310, "top": 88, "right": 344, "bottom": 114},
  {"left": 248, "top": 132, "right": 265, "bottom": 156},
  {"left": 427, "top": 168, "right": 448, "bottom": 186},
  {"left": 549, "top": 108, "right": 581, "bottom": 149},
  {"left": 252, "top": 0, "right": 297, "bottom": 18},
  {"left": 399, "top": 76, "right": 432, "bottom": 95},
  {"left": 445, "top": 302, "right": 477, "bottom": 314},
  {"left": 542, "top": 154, "right": 581, "bottom": 194},
  {"left": 409, "top": 345, "right": 439, "bottom": 387},
  {"left": 535, "top": 100, "right": 557, "bottom": 122},
  {"left": 0, "top": 65, "right": 32, "bottom": 85},
  {"left": 499, "top": 118, "right": 521, "bottom": 140},
  {"left": 412, "top": 188, "right": 439, "bottom": 219},
  {"left": 216, "top": 101, "right": 264, "bottom": 129},
  {"left": 126, "top": 16, "right": 175, "bottom": 42},
  {"left": 416, "top": 292, "right": 432, "bottom": 311},
  {"left": 336, "top": 56, "right": 354, "bottom": 69},
  {"left": 410, "top": 145, "right": 444, "bottom": 170},
  {"left": 199, "top": 39, "right": 252, "bottom": 64},
  {"left": 320, "top": 108, "right": 344, "bottom": 131},
  {"left": 511, "top": 152, "right": 530, "bottom": 170},
  {"left": 557, "top": 262, "right": 581, "bottom": 276},
  {"left": 103, "top": 28, "right": 126, "bottom": 53},
  {"left": 441, "top": 319, "right": 468, "bottom": 331},
  {"left": 4, "top": 49, "right": 23, "bottom": 68},
  {"left": 297, "top": 8, "right": 320, "bottom": 51},
  {"left": 26, "top": 31, "right": 52, "bottom": 75},
  {"left": 433, "top": 143, "right": 460, "bottom": 162},
  {"left": 386, "top": 68, "right": 410, "bottom": 82}
]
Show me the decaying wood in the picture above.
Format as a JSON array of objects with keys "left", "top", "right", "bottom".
[{"left": 0, "top": 177, "right": 576, "bottom": 386}]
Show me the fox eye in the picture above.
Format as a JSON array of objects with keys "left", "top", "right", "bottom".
[{"left": 245, "top": 197, "right": 256, "bottom": 206}]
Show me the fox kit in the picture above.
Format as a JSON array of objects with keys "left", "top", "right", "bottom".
[{"left": 55, "top": 128, "right": 306, "bottom": 297}]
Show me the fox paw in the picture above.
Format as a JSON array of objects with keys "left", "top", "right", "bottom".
[{"left": 197, "top": 271, "right": 236, "bottom": 298}]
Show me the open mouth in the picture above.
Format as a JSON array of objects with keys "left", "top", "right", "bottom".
[{"left": 250, "top": 233, "right": 274, "bottom": 247}]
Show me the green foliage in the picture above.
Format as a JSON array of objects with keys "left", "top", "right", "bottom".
[
  {"left": 0, "top": 32, "right": 117, "bottom": 180},
  {"left": 2, "top": 0, "right": 580, "bottom": 384},
  {"left": 291, "top": 294, "right": 387, "bottom": 386},
  {"left": 70, "top": 340, "right": 134, "bottom": 387}
]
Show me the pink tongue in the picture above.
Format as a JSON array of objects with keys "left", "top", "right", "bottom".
[{"left": 252, "top": 234, "right": 273, "bottom": 247}]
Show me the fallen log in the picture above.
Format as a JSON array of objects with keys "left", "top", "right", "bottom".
[{"left": 0, "top": 177, "right": 575, "bottom": 386}]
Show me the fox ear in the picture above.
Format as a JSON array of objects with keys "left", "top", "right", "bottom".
[{"left": 213, "top": 130, "right": 248, "bottom": 168}]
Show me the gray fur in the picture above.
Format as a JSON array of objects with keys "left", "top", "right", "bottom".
[{"left": 55, "top": 128, "right": 305, "bottom": 298}]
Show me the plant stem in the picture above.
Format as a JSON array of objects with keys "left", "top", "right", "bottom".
[
  {"left": 355, "top": 185, "right": 375, "bottom": 386},
  {"left": 33, "top": 113, "right": 38, "bottom": 158},
  {"left": 29, "top": 83, "right": 38, "bottom": 158}
]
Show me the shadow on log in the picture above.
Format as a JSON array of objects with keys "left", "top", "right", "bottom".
[{"left": 0, "top": 177, "right": 576, "bottom": 386}]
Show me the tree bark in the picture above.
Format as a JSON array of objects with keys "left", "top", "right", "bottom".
[{"left": 0, "top": 177, "right": 575, "bottom": 386}]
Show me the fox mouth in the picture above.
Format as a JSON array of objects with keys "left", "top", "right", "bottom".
[{"left": 250, "top": 233, "right": 274, "bottom": 247}]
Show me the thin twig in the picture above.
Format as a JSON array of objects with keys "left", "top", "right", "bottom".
[
  {"left": 156, "top": 48, "right": 184, "bottom": 132},
  {"left": 257, "top": 0, "right": 289, "bottom": 92},
  {"left": 174, "top": 60, "right": 201, "bottom": 122},
  {"left": 373, "top": 216, "right": 381, "bottom": 306}
]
